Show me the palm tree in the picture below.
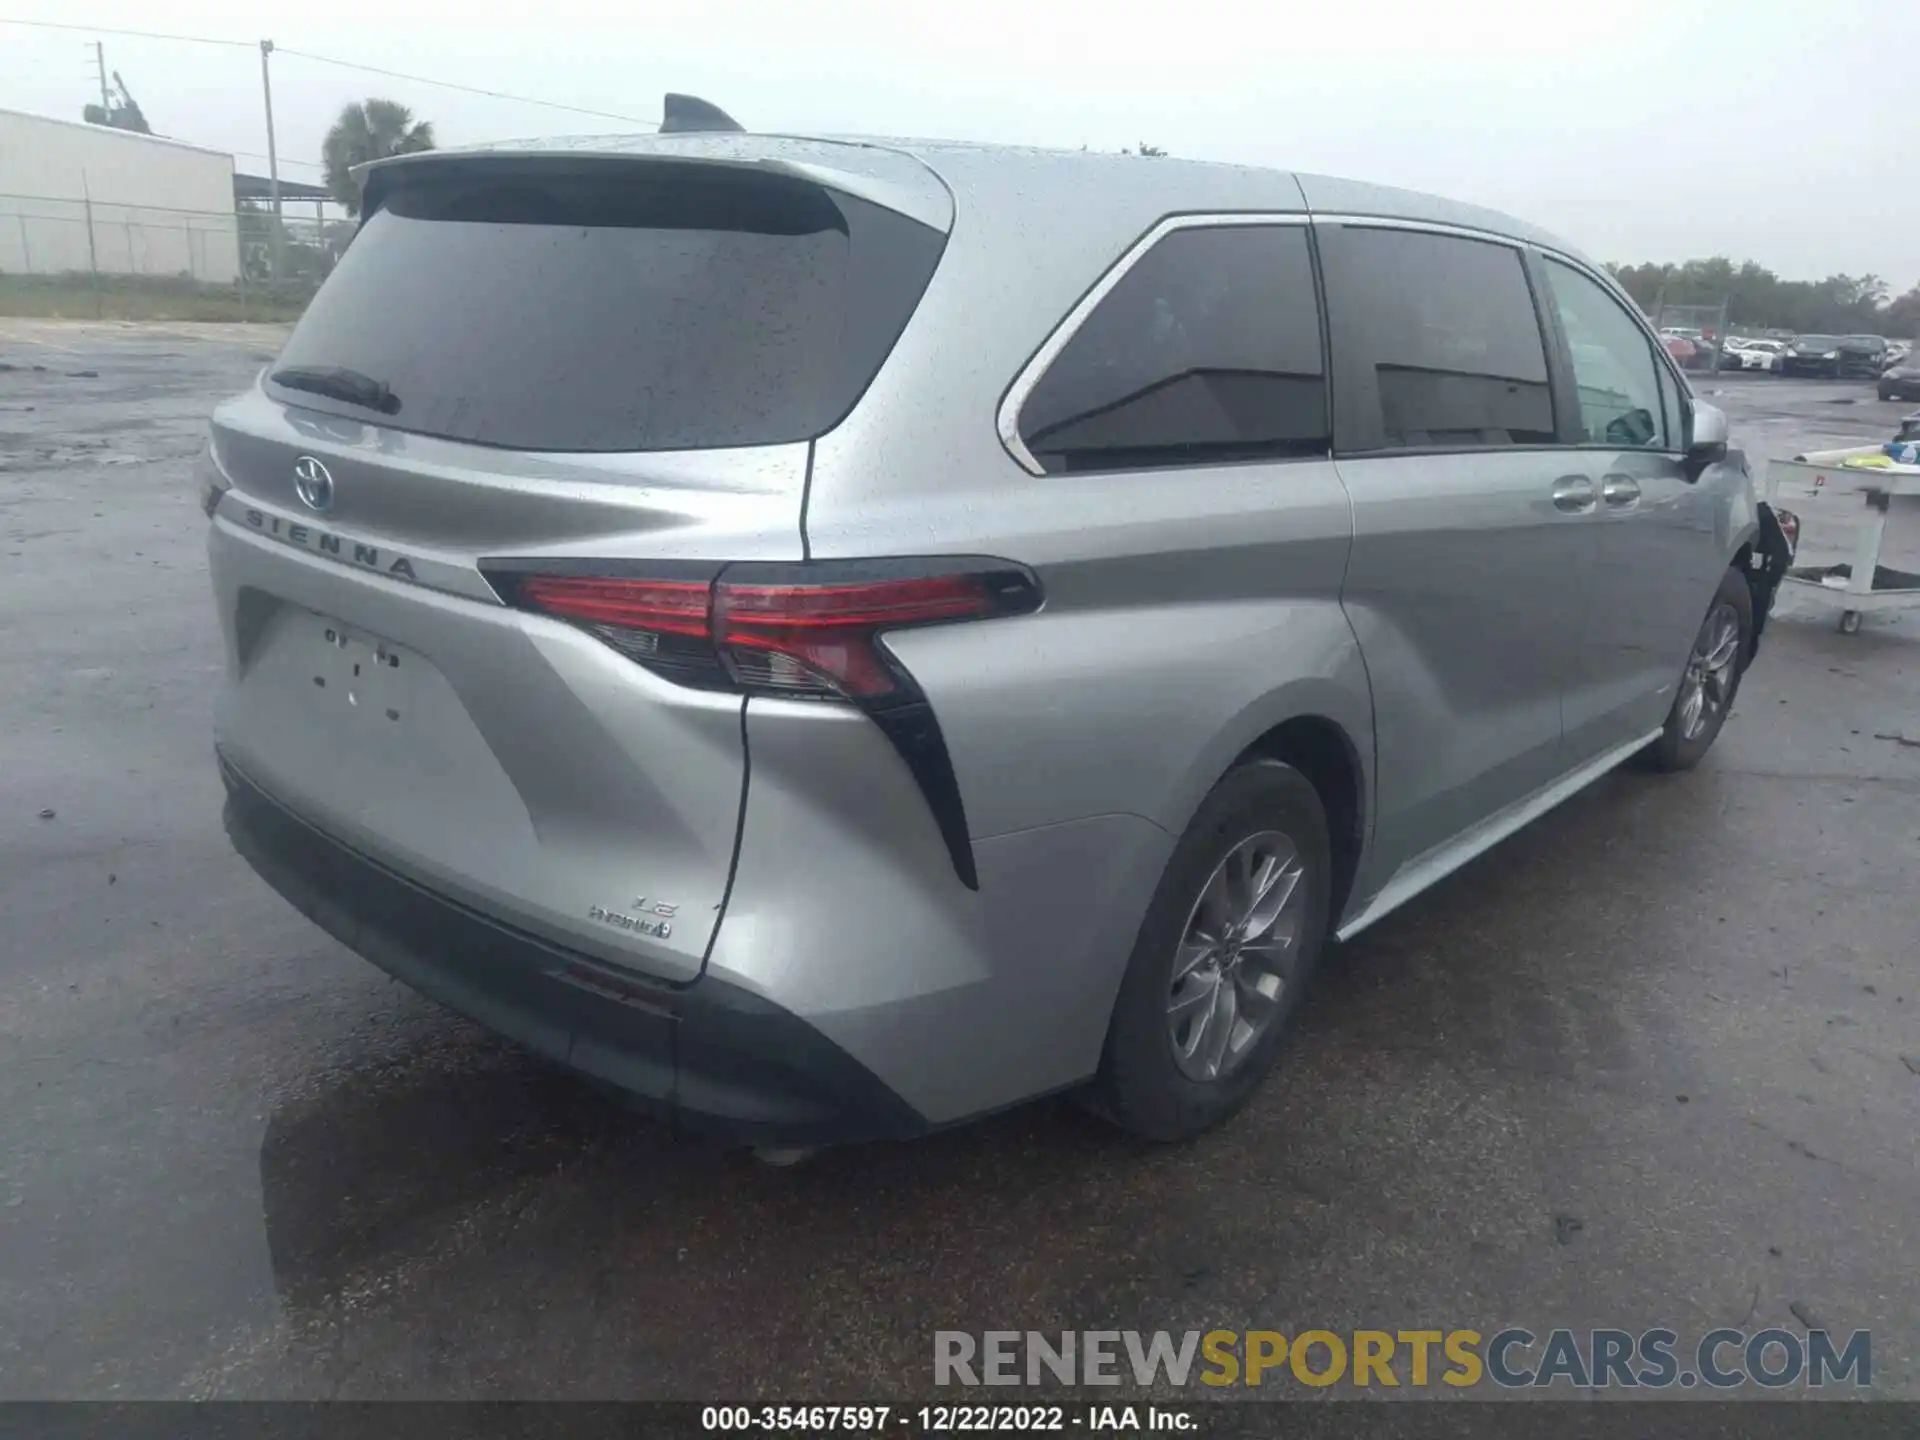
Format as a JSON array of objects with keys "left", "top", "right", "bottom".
[{"left": 322, "top": 99, "right": 436, "bottom": 215}]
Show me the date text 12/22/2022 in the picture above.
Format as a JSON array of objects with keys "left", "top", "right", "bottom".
[{"left": 701, "top": 1406, "right": 1195, "bottom": 1432}]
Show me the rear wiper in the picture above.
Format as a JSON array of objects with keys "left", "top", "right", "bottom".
[{"left": 269, "top": 365, "right": 401, "bottom": 415}]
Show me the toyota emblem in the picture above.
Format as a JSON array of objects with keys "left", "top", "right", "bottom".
[{"left": 292, "top": 455, "right": 334, "bottom": 512}]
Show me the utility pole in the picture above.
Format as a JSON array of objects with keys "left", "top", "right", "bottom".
[
  {"left": 94, "top": 42, "right": 110, "bottom": 114},
  {"left": 81, "top": 170, "right": 102, "bottom": 319},
  {"left": 259, "top": 38, "right": 284, "bottom": 285}
]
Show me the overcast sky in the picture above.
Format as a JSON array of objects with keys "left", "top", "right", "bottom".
[{"left": 4, "top": 0, "right": 1916, "bottom": 289}]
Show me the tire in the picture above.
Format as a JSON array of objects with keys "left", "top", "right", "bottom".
[
  {"left": 1881, "top": 386, "right": 1896, "bottom": 403},
  {"left": 1094, "top": 759, "right": 1331, "bottom": 1141},
  {"left": 1639, "top": 566, "right": 1753, "bottom": 773}
]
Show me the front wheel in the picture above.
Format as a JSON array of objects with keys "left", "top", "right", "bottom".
[
  {"left": 1640, "top": 567, "right": 1753, "bottom": 772},
  {"left": 1094, "top": 760, "right": 1330, "bottom": 1141}
]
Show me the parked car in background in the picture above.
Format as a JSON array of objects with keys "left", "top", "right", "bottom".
[
  {"left": 1720, "top": 338, "right": 1784, "bottom": 372},
  {"left": 1662, "top": 333, "right": 1702, "bottom": 369},
  {"left": 1879, "top": 354, "right": 1920, "bottom": 403},
  {"left": 1827, "top": 337, "right": 1889, "bottom": 378},
  {"left": 1883, "top": 340, "right": 1912, "bottom": 367},
  {"left": 1836, "top": 336, "right": 1891, "bottom": 379},
  {"left": 1661, "top": 328, "right": 1721, "bottom": 372},
  {"left": 1780, "top": 335, "right": 1846, "bottom": 377},
  {"left": 204, "top": 126, "right": 1791, "bottom": 1145}
]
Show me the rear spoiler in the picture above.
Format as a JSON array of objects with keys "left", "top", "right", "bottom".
[
  {"left": 354, "top": 126, "right": 954, "bottom": 234},
  {"left": 345, "top": 90, "right": 741, "bottom": 208}
]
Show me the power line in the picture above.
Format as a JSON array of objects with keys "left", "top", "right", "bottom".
[
  {"left": 276, "top": 47, "right": 656, "bottom": 127},
  {"left": 0, "top": 18, "right": 658, "bottom": 127},
  {"left": 0, "top": 17, "right": 251, "bottom": 48},
  {"left": 231, "top": 149, "right": 325, "bottom": 171}
]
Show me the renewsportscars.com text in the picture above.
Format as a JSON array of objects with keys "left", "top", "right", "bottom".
[{"left": 934, "top": 1327, "right": 1871, "bottom": 1390}]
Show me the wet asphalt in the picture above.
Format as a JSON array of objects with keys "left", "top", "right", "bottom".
[{"left": 1, "top": 322, "right": 1916, "bottom": 1401}]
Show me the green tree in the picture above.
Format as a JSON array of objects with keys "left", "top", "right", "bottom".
[
  {"left": 1607, "top": 262, "right": 1672, "bottom": 310},
  {"left": 1605, "top": 255, "right": 1914, "bottom": 336},
  {"left": 322, "top": 99, "right": 436, "bottom": 216},
  {"left": 1884, "top": 286, "right": 1920, "bottom": 339}
]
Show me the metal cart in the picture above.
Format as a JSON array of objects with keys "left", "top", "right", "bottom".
[{"left": 1763, "top": 446, "right": 1920, "bottom": 633}]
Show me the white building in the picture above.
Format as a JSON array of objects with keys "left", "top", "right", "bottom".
[{"left": 0, "top": 107, "right": 240, "bottom": 283}]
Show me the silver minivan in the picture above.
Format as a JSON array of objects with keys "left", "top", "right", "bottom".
[{"left": 205, "top": 116, "right": 1792, "bottom": 1146}]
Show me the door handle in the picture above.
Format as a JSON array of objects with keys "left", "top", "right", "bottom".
[
  {"left": 1601, "top": 474, "right": 1641, "bottom": 508},
  {"left": 1551, "top": 475, "right": 1597, "bottom": 513}
]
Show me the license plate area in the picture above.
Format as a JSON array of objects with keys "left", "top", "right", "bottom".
[{"left": 305, "top": 613, "right": 422, "bottom": 730}]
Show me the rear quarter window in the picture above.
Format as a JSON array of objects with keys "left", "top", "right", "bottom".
[
  {"left": 267, "top": 162, "right": 945, "bottom": 453},
  {"left": 1014, "top": 223, "right": 1330, "bottom": 474}
]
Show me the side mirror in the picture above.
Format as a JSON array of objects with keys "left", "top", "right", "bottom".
[{"left": 1684, "top": 401, "right": 1729, "bottom": 481}]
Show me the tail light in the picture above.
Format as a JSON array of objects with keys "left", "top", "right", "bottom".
[
  {"left": 486, "top": 557, "right": 1045, "bottom": 890},
  {"left": 513, "top": 574, "right": 724, "bottom": 688},
  {"left": 496, "top": 561, "right": 1041, "bottom": 703}
]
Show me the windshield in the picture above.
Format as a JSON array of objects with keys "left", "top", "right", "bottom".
[
  {"left": 1795, "top": 335, "right": 1838, "bottom": 348},
  {"left": 267, "top": 162, "right": 945, "bottom": 452}
]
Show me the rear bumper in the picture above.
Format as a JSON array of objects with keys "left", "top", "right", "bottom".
[{"left": 219, "top": 752, "right": 929, "bottom": 1145}]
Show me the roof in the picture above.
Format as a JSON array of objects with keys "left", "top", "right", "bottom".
[
  {"left": 0, "top": 106, "right": 235, "bottom": 162},
  {"left": 360, "top": 128, "right": 1587, "bottom": 263}
]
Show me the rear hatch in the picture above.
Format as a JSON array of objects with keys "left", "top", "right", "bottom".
[{"left": 207, "top": 144, "right": 948, "bottom": 981}]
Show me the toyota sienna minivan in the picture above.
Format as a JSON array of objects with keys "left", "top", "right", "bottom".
[{"left": 205, "top": 111, "right": 1793, "bottom": 1147}]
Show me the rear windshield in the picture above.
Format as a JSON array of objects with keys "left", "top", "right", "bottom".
[{"left": 267, "top": 162, "right": 945, "bottom": 452}]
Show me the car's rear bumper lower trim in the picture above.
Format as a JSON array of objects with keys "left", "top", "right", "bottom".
[{"left": 219, "top": 751, "right": 929, "bottom": 1145}]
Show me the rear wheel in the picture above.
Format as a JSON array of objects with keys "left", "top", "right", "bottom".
[
  {"left": 1640, "top": 566, "right": 1753, "bottom": 772},
  {"left": 1094, "top": 760, "right": 1330, "bottom": 1141}
]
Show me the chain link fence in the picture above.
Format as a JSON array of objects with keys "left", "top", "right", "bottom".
[
  {"left": 1, "top": 191, "right": 345, "bottom": 320},
  {"left": 1649, "top": 299, "right": 1730, "bottom": 373}
]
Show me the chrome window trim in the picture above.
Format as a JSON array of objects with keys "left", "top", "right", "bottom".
[
  {"left": 995, "top": 212, "right": 1312, "bottom": 477},
  {"left": 995, "top": 209, "right": 1681, "bottom": 476},
  {"left": 1306, "top": 212, "right": 1532, "bottom": 250}
]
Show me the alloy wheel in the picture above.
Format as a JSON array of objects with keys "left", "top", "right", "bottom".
[
  {"left": 1677, "top": 601, "right": 1741, "bottom": 741},
  {"left": 1166, "top": 830, "right": 1308, "bottom": 1082}
]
